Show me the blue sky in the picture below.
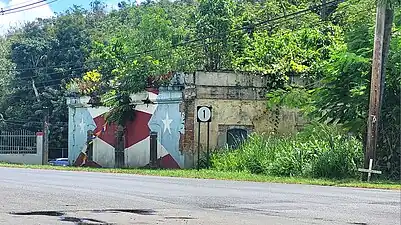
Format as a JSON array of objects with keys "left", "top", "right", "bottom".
[
  {"left": 50, "top": 0, "right": 123, "bottom": 13},
  {"left": 51, "top": 0, "right": 99, "bottom": 13},
  {"left": 0, "top": 0, "right": 134, "bottom": 34}
]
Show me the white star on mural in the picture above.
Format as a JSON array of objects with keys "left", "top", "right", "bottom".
[
  {"left": 79, "top": 117, "right": 86, "bottom": 134},
  {"left": 162, "top": 113, "right": 173, "bottom": 134}
]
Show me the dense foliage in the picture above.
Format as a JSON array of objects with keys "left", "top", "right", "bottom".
[
  {"left": 266, "top": 0, "right": 400, "bottom": 179},
  {"left": 0, "top": 0, "right": 399, "bottom": 179},
  {"left": 211, "top": 123, "right": 363, "bottom": 179}
]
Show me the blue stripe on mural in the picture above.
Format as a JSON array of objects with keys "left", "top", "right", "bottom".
[
  {"left": 68, "top": 107, "right": 97, "bottom": 164},
  {"left": 148, "top": 89, "right": 185, "bottom": 167}
]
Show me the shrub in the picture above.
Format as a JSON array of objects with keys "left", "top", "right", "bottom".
[
  {"left": 210, "top": 150, "right": 244, "bottom": 172},
  {"left": 301, "top": 122, "right": 364, "bottom": 179},
  {"left": 210, "top": 122, "right": 364, "bottom": 180},
  {"left": 310, "top": 135, "right": 363, "bottom": 179}
]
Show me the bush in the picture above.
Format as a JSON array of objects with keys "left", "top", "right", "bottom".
[
  {"left": 210, "top": 123, "right": 364, "bottom": 180},
  {"left": 211, "top": 135, "right": 270, "bottom": 173},
  {"left": 310, "top": 135, "right": 363, "bottom": 179}
]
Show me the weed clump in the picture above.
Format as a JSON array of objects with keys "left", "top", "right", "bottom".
[{"left": 211, "top": 123, "right": 363, "bottom": 180}]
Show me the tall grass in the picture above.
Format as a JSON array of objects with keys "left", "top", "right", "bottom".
[{"left": 211, "top": 122, "right": 363, "bottom": 180}]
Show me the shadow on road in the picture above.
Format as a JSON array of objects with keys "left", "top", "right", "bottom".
[{"left": 9, "top": 209, "right": 159, "bottom": 225}]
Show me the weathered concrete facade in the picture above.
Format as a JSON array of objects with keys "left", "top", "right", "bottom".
[
  {"left": 67, "top": 87, "right": 187, "bottom": 169},
  {"left": 67, "top": 71, "right": 303, "bottom": 169},
  {"left": 180, "top": 71, "right": 304, "bottom": 165}
]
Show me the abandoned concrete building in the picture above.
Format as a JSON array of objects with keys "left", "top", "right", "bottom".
[{"left": 67, "top": 71, "right": 303, "bottom": 168}]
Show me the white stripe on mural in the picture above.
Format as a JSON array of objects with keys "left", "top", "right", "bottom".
[
  {"left": 93, "top": 138, "right": 115, "bottom": 168},
  {"left": 88, "top": 106, "right": 110, "bottom": 119},
  {"left": 124, "top": 136, "right": 168, "bottom": 168}
]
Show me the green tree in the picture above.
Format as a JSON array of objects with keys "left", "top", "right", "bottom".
[
  {"left": 69, "top": 2, "right": 199, "bottom": 167},
  {"left": 260, "top": 0, "right": 400, "bottom": 179},
  {"left": 309, "top": 0, "right": 400, "bottom": 179},
  {"left": 234, "top": 23, "right": 343, "bottom": 87},
  {"left": 195, "top": 0, "right": 235, "bottom": 71},
  {"left": 0, "top": 38, "right": 14, "bottom": 106},
  {"left": 1, "top": 6, "right": 92, "bottom": 156}
]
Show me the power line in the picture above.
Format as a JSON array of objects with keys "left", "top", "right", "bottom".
[
  {"left": 14, "top": 65, "right": 87, "bottom": 81},
  {"left": 0, "top": 0, "right": 41, "bottom": 10},
  {"left": 0, "top": 39, "right": 218, "bottom": 94},
  {"left": 0, "top": 119, "right": 67, "bottom": 125},
  {"left": 4, "top": 20, "right": 345, "bottom": 94},
  {"left": 1, "top": 0, "right": 341, "bottom": 77},
  {"left": 0, "top": 0, "right": 342, "bottom": 74},
  {"left": 7, "top": 38, "right": 209, "bottom": 86},
  {"left": 1, "top": 0, "right": 347, "bottom": 91},
  {"left": 0, "top": 0, "right": 56, "bottom": 15},
  {"left": 13, "top": 18, "right": 344, "bottom": 91},
  {"left": 0, "top": 1, "right": 352, "bottom": 134},
  {"left": 1, "top": 0, "right": 58, "bottom": 16}
]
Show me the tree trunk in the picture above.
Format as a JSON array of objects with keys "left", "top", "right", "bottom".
[{"left": 115, "top": 125, "right": 125, "bottom": 168}]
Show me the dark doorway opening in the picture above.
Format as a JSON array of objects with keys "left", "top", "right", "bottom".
[{"left": 227, "top": 128, "right": 248, "bottom": 149}]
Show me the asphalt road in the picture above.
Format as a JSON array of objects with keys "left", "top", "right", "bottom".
[{"left": 0, "top": 168, "right": 399, "bottom": 225}]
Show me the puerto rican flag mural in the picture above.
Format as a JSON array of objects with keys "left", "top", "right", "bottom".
[{"left": 68, "top": 88, "right": 185, "bottom": 169}]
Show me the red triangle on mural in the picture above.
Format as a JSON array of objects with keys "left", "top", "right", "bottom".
[
  {"left": 93, "top": 116, "right": 118, "bottom": 148},
  {"left": 124, "top": 111, "right": 152, "bottom": 148},
  {"left": 159, "top": 154, "right": 180, "bottom": 169}
]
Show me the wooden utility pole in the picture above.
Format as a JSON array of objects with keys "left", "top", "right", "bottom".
[
  {"left": 365, "top": 4, "right": 386, "bottom": 169},
  {"left": 43, "top": 107, "right": 49, "bottom": 165},
  {"left": 32, "top": 80, "right": 49, "bottom": 165},
  {"left": 379, "top": 7, "right": 394, "bottom": 111}
]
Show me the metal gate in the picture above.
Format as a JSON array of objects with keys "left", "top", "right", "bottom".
[{"left": 0, "top": 130, "right": 37, "bottom": 154}]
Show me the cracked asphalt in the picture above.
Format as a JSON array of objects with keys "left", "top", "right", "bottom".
[{"left": 0, "top": 167, "right": 399, "bottom": 225}]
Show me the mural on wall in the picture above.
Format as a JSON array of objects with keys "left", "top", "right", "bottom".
[
  {"left": 68, "top": 88, "right": 186, "bottom": 169},
  {"left": 148, "top": 88, "right": 185, "bottom": 168}
]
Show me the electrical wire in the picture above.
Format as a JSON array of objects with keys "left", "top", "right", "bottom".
[
  {"left": 0, "top": 0, "right": 342, "bottom": 74},
  {"left": 1, "top": 119, "right": 67, "bottom": 125},
  {"left": 13, "top": 43, "right": 206, "bottom": 87},
  {"left": 0, "top": 0, "right": 41, "bottom": 10},
  {"left": 7, "top": 22, "right": 341, "bottom": 94},
  {"left": 8, "top": 11, "right": 350, "bottom": 90},
  {"left": 1, "top": 0, "right": 58, "bottom": 16},
  {"left": 0, "top": 0, "right": 55, "bottom": 14},
  {"left": 0, "top": 0, "right": 348, "bottom": 102}
]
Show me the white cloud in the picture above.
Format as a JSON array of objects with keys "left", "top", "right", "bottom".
[
  {"left": 104, "top": 0, "right": 124, "bottom": 12},
  {"left": 0, "top": 0, "right": 54, "bottom": 35},
  {"left": 105, "top": 0, "right": 141, "bottom": 12},
  {"left": 105, "top": 1, "right": 119, "bottom": 12}
]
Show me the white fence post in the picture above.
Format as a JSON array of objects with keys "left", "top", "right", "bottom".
[{"left": 36, "top": 132, "right": 44, "bottom": 165}]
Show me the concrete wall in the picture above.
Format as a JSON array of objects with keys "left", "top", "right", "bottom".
[
  {"left": 193, "top": 100, "right": 303, "bottom": 151},
  {"left": 67, "top": 88, "right": 187, "bottom": 168},
  {"left": 184, "top": 71, "right": 268, "bottom": 100},
  {"left": 194, "top": 99, "right": 265, "bottom": 151},
  {"left": 0, "top": 154, "right": 42, "bottom": 165},
  {"left": 181, "top": 71, "right": 304, "bottom": 158},
  {"left": 66, "top": 71, "right": 305, "bottom": 168},
  {"left": 0, "top": 134, "right": 43, "bottom": 165}
]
